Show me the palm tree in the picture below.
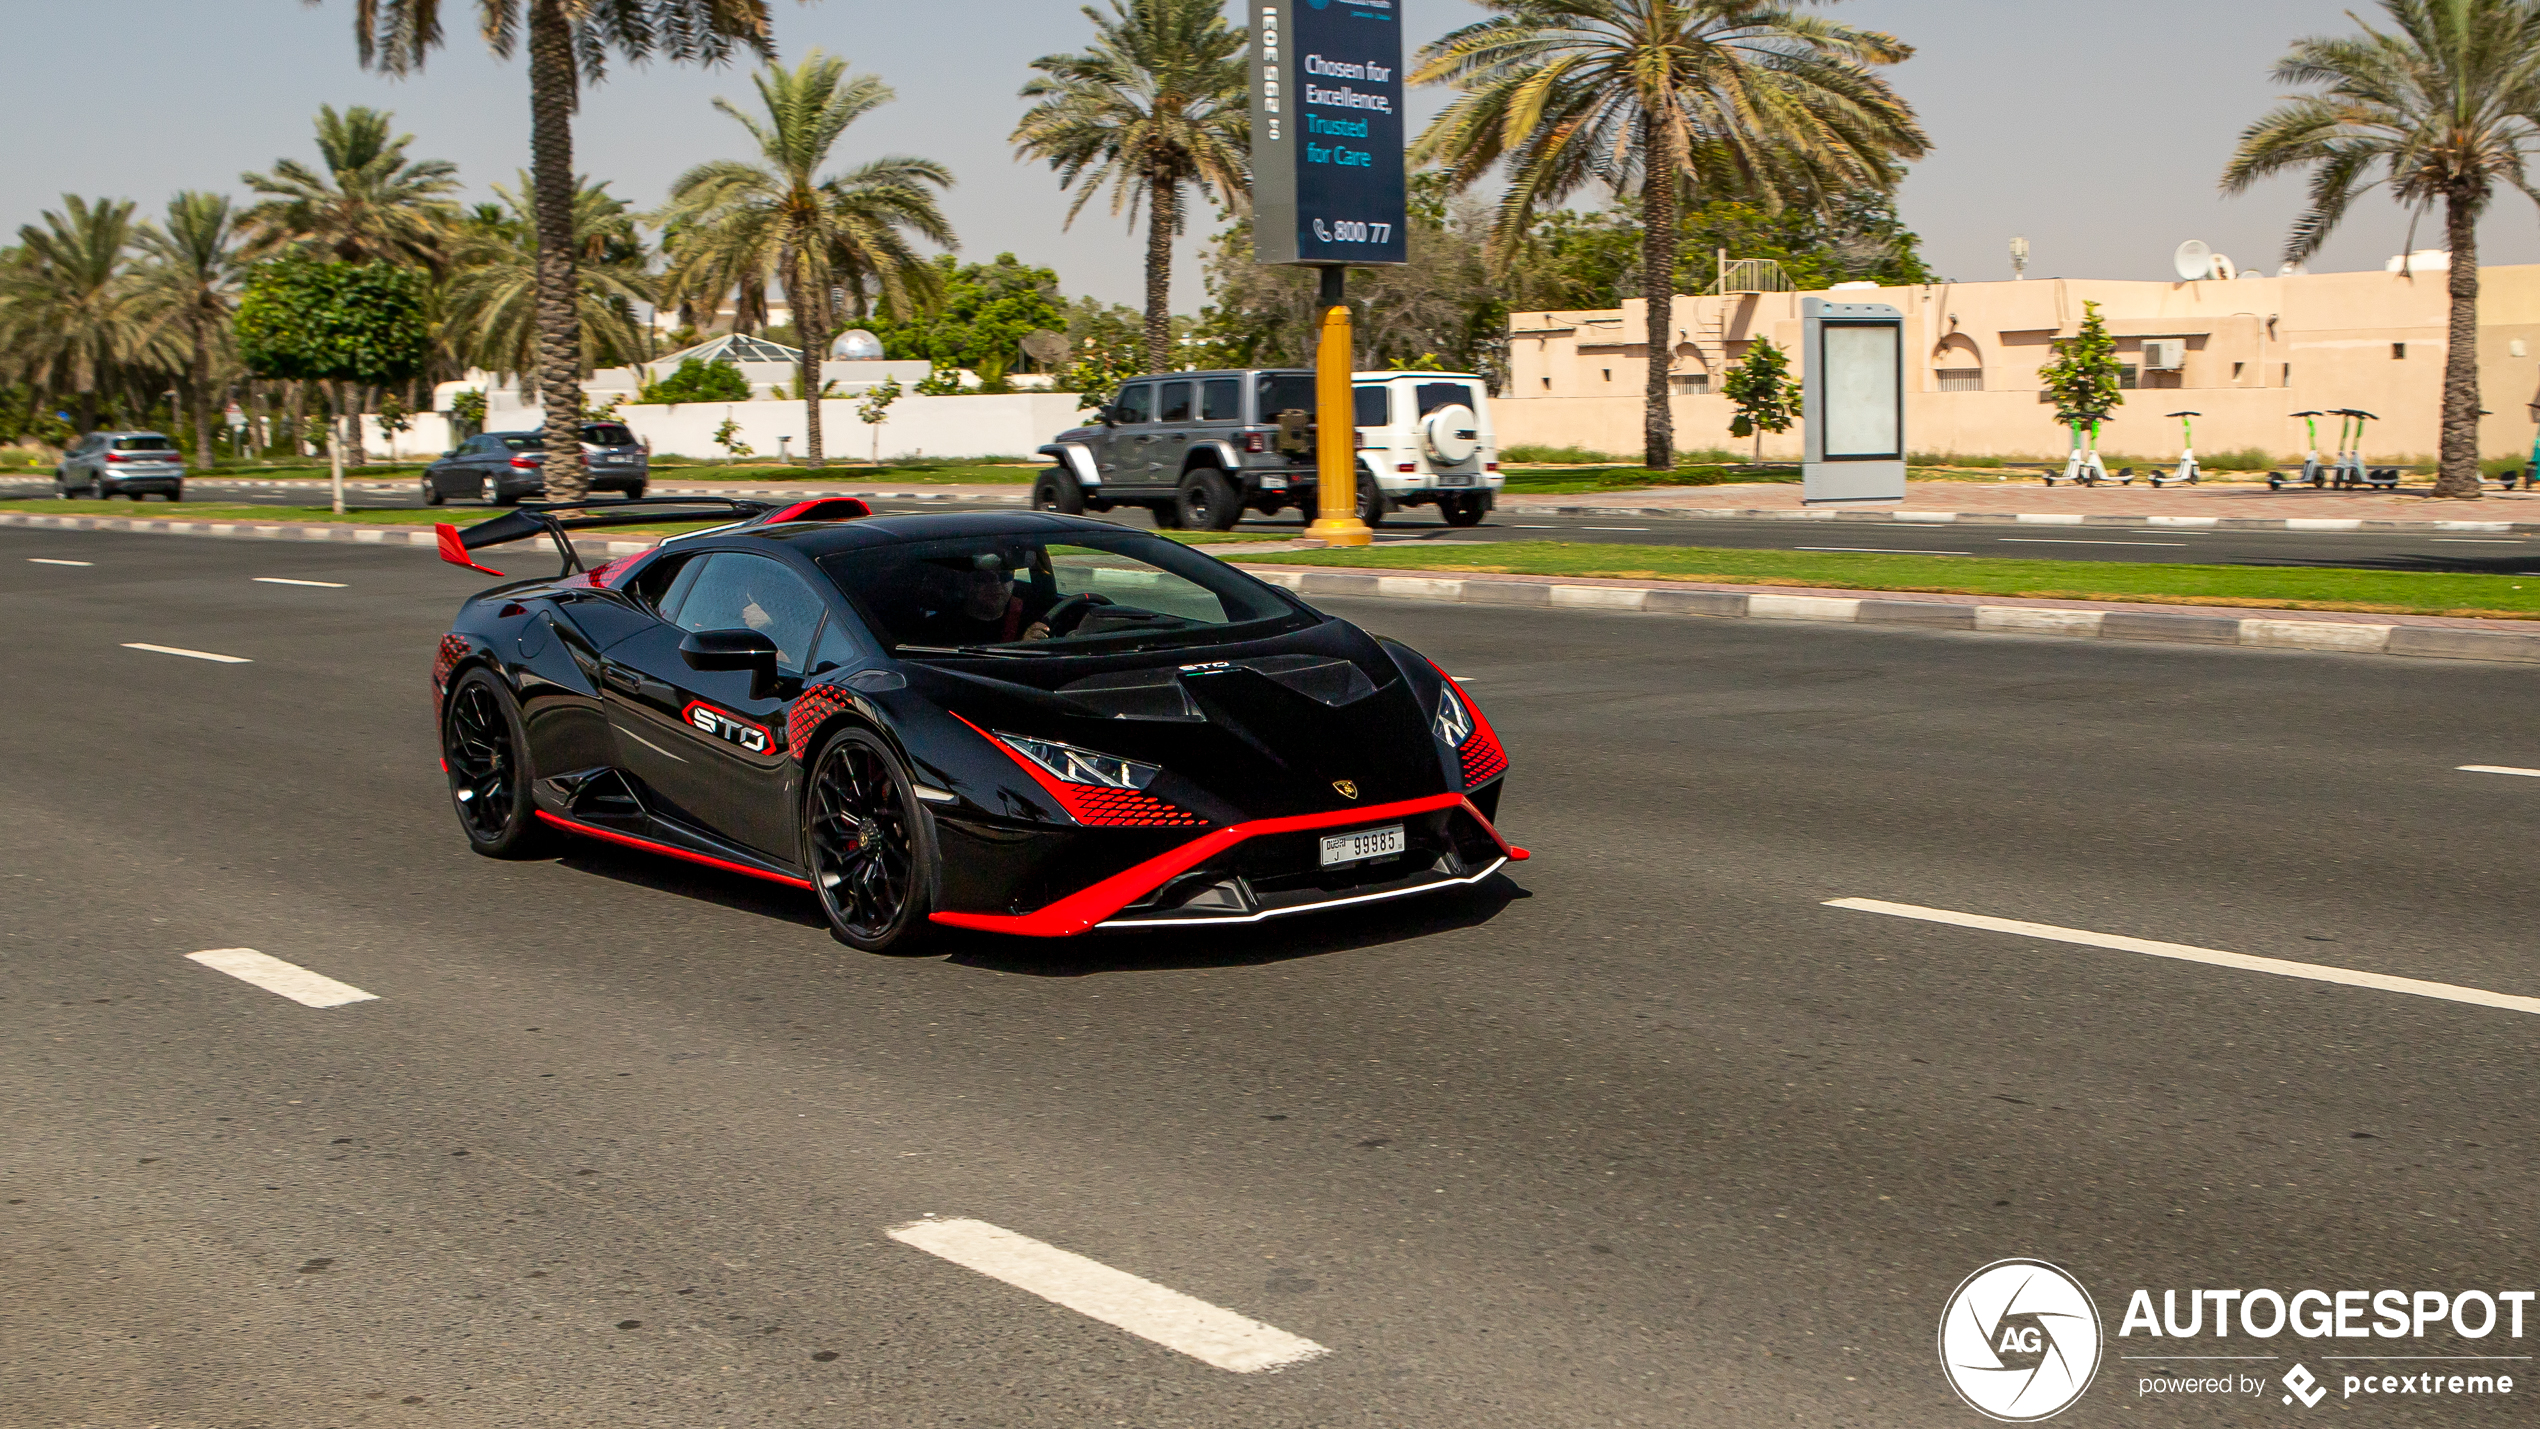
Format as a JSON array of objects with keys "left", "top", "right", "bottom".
[
  {"left": 443, "top": 175, "right": 654, "bottom": 404},
  {"left": 239, "top": 105, "right": 462, "bottom": 271},
  {"left": 0, "top": 196, "right": 146, "bottom": 434},
  {"left": 133, "top": 192, "right": 246, "bottom": 468},
  {"left": 2224, "top": 0, "right": 2540, "bottom": 499},
  {"left": 1414, "top": 0, "right": 1926, "bottom": 469},
  {"left": 1013, "top": 0, "right": 1249, "bottom": 375},
  {"left": 659, "top": 51, "right": 955, "bottom": 466},
  {"left": 332, "top": 0, "right": 776, "bottom": 501}
]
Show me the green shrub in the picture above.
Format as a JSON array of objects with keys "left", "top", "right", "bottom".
[
  {"left": 2200, "top": 447, "right": 2276, "bottom": 470},
  {"left": 640, "top": 358, "right": 751, "bottom": 405}
]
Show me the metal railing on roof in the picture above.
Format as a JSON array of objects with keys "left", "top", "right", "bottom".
[{"left": 1707, "top": 255, "right": 1793, "bottom": 295}]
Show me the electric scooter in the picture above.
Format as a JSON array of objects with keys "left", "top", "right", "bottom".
[
  {"left": 2328, "top": 408, "right": 2374, "bottom": 488},
  {"left": 2270, "top": 410, "right": 2326, "bottom": 489},
  {"left": 2151, "top": 410, "right": 2201, "bottom": 487},
  {"left": 2046, "top": 420, "right": 2119, "bottom": 486}
]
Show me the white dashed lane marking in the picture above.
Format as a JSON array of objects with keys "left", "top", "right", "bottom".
[
  {"left": 887, "top": 1217, "right": 1329, "bottom": 1374},
  {"left": 253, "top": 577, "right": 348, "bottom": 588},
  {"left": 1795, "top": 546, "right": 1971, "bottom": 555},
  {"left": 27, "top": 557, "right": 92, "bottom": 566},
  {"left": 186, "top": 949, "right": 378, "bottom": 1008},
  {"left": 1995, "top": 538, "right": 2190, "bottom": 547},
  {"left": 122, "top": 643, "right": 251, "bottom": 663},
  {"left": 2459, "top": 765, "right": 2540, "bottom": 778},
  {"left": 1828, "top": 898, "right": 2540, "bottom": 1017}
]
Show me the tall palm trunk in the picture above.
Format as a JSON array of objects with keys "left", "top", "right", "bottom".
[
  {"left": 794, "top": 258, "right": 825, "bottom": 466},
  {"left": 1143, "top": 178, "right": 1177, "bottom": 374},
  {"left": 190, "top": 323, "right": 214, "bottom": 470},
  {"left": 2433, "top": 192, "right": 2483, "bottom": 499},
  {"left": 1639, "top": 110, "right": 1680, "bottom": 471},
  {"left": 528, "top": 0, "right": 589, "bottom": 502}
]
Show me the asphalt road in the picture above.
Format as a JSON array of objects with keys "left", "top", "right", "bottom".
[
  {"left": 8, "top": 525, "right": 2540, "bottom": 1427},
  {"left": 15, "top": 473, "right": 2539, "bottom": 574}
]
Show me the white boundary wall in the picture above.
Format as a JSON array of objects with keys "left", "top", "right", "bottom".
[{"left": 368, "top": 392, "right": 1088, "bottom": 461}]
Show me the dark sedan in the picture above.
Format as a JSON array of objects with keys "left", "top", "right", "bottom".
[{"left": 421, "top": 423, "right": 649, "bottom": 506}]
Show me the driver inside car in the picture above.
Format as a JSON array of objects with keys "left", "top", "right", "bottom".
[{"left": 908, "top": 549, "right": 1067, "bottom": 644}]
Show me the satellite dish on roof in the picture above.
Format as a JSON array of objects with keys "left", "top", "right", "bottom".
[
  {"left": 1020, "top": 329, "right": 1072, "bottom": 367},
  {"left": 2173, "top": 239, "right": 2213, "bottom": 281},
  {"left": 831, "top": 329, "right": 884, "bottom": 360}
]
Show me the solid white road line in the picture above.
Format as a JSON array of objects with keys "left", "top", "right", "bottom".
[
  {"left": 253, "top": 576, "right": 347, "bottom": 588},
  {"left": 2459, "top": 765, "right": 2540, "bottom": 778},
  {"left": 1581, "top": 526, "right": 1650, "bottom": 532},
  {"left": 2433, "top": 538, "right": 2525, "bottom": 544},
  {"left": 121, "top": 642, "right": 251, "bottom": 664},
  {"left": 1826, "top": 898, "right": 2540, "bottom": 1017},
  {"left": 185, "top": 948, "right": 378, "bottom": 1008},
  {"left": 1794, "top": 546, "right": 1972, "bottom": 555},
  {"left": 27, "top": 557, "right": 93, "bottom": 566},
  {"left": 1995, "top": 538, "right": 2190, "bottom": 547},
  {"left": 887, "top": 1217, "right": 1328, "bottom": 1374},
  {"left": 1512, "top": 524, "right": 1560, "bottom": 528}
]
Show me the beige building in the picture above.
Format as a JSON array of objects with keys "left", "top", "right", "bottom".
[{"left": 1499, "top": 262, "right": 2540, "bottom": 464}]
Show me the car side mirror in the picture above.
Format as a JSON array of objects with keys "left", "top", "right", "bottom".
[
  {"left": 1096, "top": 405, "right": 1119, "bottom": 426},
  {"left": 679, "top": 628, "right": 784, "bottom": 699}
]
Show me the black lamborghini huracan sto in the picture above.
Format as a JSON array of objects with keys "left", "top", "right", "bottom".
[{"left": 431, "top": 497, "right": 1524, "bottom": 952}]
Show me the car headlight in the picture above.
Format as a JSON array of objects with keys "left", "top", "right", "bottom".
[
  {"left": 1433, "top": 687, "right": 1472, "bottom": 747},
  {"left": 998, "top": 732, "right": 1160, "bottom": 790}
]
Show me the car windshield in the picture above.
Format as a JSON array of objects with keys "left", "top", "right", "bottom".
[
  {"left": 583, "top": 423, "right": 637, "bottom": 446},
  {"left": 113, "top": 435, "right": 174, "bottom": 452},
  {"left": 818, "top": 532, "right": 1310, "bottom": 655}
]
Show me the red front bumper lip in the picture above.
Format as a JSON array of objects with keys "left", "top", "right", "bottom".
[{"left": 928, "top": 792, "right": 1526, "bottom": 938}]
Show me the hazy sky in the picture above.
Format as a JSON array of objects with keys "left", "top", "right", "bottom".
[{"left": 5, "top": 0, "right": 2533, "bottom": 310}]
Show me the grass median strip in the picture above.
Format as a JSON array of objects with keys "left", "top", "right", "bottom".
[{"left": 1223, "top": 540, "right": 2540, "bottom": 619}]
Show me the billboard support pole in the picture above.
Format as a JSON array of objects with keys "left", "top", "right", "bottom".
[{"left": 1309, "top": 265, "right": 1371, "bottom": 546}]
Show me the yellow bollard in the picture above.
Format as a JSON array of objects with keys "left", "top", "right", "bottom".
[{"left": 1307, "top": 295, "right": 1373, "bottom": 547}]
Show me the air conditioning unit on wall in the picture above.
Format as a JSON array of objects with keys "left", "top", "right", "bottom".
[{"left": 2141, "top": 339, "right": 2186, "bottom": 371}]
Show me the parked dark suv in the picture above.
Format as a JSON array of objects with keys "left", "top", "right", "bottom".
[
  {"left": 57, "top": 431, "right": 185, "bottom": 500},
  {"left": 1034, "top": 368, "right": 1499, "bottom": 530},
  {"left": 422, "top": 423, "right": 649, "bottom": 506}
]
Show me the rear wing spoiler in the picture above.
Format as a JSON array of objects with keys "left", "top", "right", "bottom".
[{"left": 434, "top": 495, "right": 873, "bottom": 578}]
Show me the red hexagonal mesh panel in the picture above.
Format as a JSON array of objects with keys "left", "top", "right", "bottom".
[
  {"left": 1049, "top": 783, "right": 1207, "bottom": 828},
  {"left": 786, "top": 684, "right": 856, "bottom": 760},
  {"left": 432, "top": 634, "right": 470, "bottom": 718},
  {"left": 1459, "top": 727, "right": 1508, "bottom": 787}
]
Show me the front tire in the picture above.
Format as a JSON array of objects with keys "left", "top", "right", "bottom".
[
  {"left": 482, "top": 474, "right": 517, "bottom": 507},
  {"left": 1032, "top": 469, "right": 1086, "bottom": 514},
  {"left": 422, "top": 478, "right": 445, "bottom": 507},
  {"left": 804, "top": 726, "right": 936, "bottom": 954},
  {"left": 440, "top": 668, "right": 553, "bottom": 859}
]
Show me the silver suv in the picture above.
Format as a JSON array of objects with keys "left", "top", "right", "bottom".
[
  {"left": 58, "top": 431, "right": 185, "bottom": 500},
  {"left": 1035, "top": 368, "right": 1500, "bottom": 530}
]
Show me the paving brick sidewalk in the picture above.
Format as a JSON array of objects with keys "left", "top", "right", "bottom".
[{"left": 1500, "top": 478, "right": 2540, "bottom": 529}]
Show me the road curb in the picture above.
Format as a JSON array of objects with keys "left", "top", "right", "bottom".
[
  {"left": 0, "top": 511, "right": 660, "bottom": 558},
  {"left": 1499, "top": 503, "right": 2538, "bottom": 533},
  {"left": 1242, "top": 565, "right": 2540, "bottom": 664},
  {"left": 15, "top": 510, "right": 2537, "bottom": 664}
]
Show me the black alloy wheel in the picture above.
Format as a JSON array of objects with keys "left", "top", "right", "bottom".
[
  {"left": 1032, "top": 469, "right": 1085, "bottom": 514},
  {"left": 422, "top": 476, "right": 445, "bottom": 507},
  {"left": 1355, "top": 470, "right": 1389, "bottom": 528},
  {"left": 441, "top": 669, "right": 551, "bottom": 858},
  {"left": 804, "top": 727, "right": 935, "bottom": 953},
  {"left": 1176, "top": 469, "right": 1240, "bottom": 531}
]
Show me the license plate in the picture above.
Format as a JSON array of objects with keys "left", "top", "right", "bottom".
[
  {"left": 1319, "top": 823, "right": 1404, "bottom": 867},
  {"left": 1437, "top": 471, "right": 1474, "bottom": 487}
]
